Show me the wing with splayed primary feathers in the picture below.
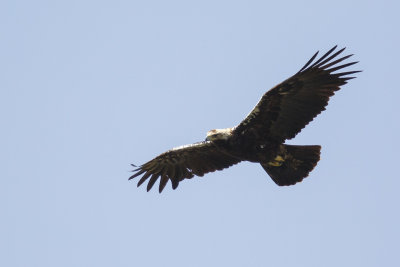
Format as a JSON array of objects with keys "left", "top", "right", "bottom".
[
  {"left": 233, "top": 46, "right": 360, "bottom": 143},
  {"left": 130, "top": 141, "right": 241, "bottom": 193}
]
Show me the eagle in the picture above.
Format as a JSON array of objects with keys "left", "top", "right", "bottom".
[{"left": 130, "top": 46, "right": 360, "bottom": 193}]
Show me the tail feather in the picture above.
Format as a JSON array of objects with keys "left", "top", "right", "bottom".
[{"left": 261, "top": 144, "right": 321, "bottom": 186}]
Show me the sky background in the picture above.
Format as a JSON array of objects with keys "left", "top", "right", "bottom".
[{"left": 1, "top": 0, "right": 400, "bottom": 266}]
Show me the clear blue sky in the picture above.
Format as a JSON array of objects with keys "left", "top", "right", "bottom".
[{"left": 2, "top": 1, "right": 399, "bottom": 266}]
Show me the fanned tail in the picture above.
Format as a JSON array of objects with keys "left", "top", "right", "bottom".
[{"left": 261, "top": 144, "right": 321, "bottom": 186}]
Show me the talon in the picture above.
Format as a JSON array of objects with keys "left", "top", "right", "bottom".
[
  {"left": 267, "top": 155, "right": 285, "bottom": 167},
  {"left": 267, "top": 161, "right": 282, "bottom": 167}
]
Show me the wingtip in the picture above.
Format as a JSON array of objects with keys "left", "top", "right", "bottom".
[
  {"left": 171, "top": 180, "right": 179, "bottom": 190},
  {"left": 297, "top": 50, "right": 319, "bottom": 73},
  {"left": 129, "top": 169, "right": 145, "bottom": 180}
]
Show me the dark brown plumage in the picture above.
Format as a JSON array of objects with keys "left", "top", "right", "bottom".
[
  {"left": 130, "top": 46, "right": 360, "bottom": 192},
  {"left": 130, "top": 142, "right": 241, "bottom": 193}
]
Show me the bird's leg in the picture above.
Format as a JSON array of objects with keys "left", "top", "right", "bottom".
[{"left": 267, "top": 155, "right": 285, "bottom": 167}]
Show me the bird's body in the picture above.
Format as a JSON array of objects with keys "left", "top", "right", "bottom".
[
  {"left": 130, "top": 46, "right": 360, "bottom": 192},
  {"left": 205, "top": 127, "right": 278, "bottom": 163}
]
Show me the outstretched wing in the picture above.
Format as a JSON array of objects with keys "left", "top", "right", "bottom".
[
  {"left": 233, "top": 46, "right": 360, "bottom": 143},
  {"left": 129, "top": 141, "right": 241, "bottom": 193}
]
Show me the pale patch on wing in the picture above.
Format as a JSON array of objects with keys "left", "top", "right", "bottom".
[{"left": 170, "top": 141, "right": 210, "bottom": 151}]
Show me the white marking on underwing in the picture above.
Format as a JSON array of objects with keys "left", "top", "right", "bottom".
[{"left": 170, "top": 142, "right": 206, "bottom": 151}]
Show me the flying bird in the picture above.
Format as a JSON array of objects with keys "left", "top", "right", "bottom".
[{"left": 130, "top": 46, "right": 360, "bottom": 193}]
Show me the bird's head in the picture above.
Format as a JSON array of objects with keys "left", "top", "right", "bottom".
[{"left": 205, "top": 128, "right": 233, "bottom": 142}]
